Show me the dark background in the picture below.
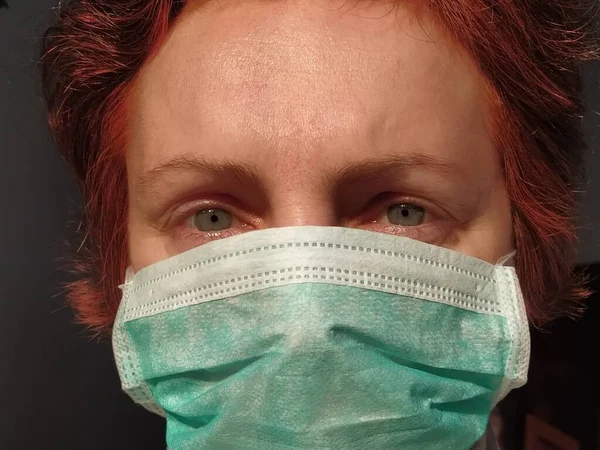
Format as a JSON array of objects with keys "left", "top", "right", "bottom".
[{"left": 1, "top": 1, "right": 599, "bottom": 449}]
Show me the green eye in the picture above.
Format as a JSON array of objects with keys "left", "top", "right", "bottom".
[
  {"left": 193, "top": 208, "right": 233, "bottom": 232},
  {"left": 387, "top": 204, "right": 425, "bottom": 226}
]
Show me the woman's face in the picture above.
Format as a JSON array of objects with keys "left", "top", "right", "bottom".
[{"left": 126, "top": 0, "right": 513, "bottom": 272}]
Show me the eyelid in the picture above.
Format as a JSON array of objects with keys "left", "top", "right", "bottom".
[
  {"left": 174, "top": 202, "right": 256, "bottom": 248},
  {"left": 171, "top": 195, "right": 446, "bottom": 228},
  {"left": 168, "top": 198, "right": 245, "bottom": 230},
  {"left": 185, "top": 207, "right": 239, "bottom": 230},
  {"left": 364, "top": 195, "right": 446, "bottom": 224},
  {"left": 169, "top": 195, "right": 454, "bottom": 250}
]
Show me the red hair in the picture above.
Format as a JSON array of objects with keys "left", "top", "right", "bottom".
[{"left": 38, "top": 0, "right": 599, "bottom": 337}]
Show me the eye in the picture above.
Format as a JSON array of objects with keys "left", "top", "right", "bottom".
[
  {"left": 193, "top": 208, "right": 233, "bottom": 232},
  {"left": 386, "top": 204, "right": 425, "bottom": 226}
]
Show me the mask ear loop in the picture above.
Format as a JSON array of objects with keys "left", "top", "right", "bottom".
[
  {"left": 495, "top": 250, "right": 516, "bottom": 267},
  {"left": 118, "top": 266, "right": 135, "bottom": 291}
]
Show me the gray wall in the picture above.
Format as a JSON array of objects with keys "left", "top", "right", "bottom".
[
  {"left": 579, "top": 61, "right": 600, "bottom": 263},
  {"left": 1, "top": 1, "right": 598, "bottom": 449}
]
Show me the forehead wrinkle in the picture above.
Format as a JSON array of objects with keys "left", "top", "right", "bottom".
[
  {"left": 151, "top": 4, "right": 451, "bottom": 136},
  {"left": 131, "top": 0, "right": 494, "bottom": 195}
]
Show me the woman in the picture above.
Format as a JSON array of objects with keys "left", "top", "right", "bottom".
[{"left": 38, "top": 0, "right": 598, "bottom": 448}]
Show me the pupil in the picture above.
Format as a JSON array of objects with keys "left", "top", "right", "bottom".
[
  {"left": 210, "top": 214, "right": 219, "bottom": 223},
  {"left": 401, "top": 208, "right": 409, "bottom": 217}
]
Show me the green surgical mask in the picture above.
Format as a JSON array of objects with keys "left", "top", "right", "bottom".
[{"left": 113, "top": 226, "right": 529, "bottom": 450}]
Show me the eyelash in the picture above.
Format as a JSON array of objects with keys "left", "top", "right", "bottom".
[{"left": 173, "top": 195, "right": 449, "bottom": 246}]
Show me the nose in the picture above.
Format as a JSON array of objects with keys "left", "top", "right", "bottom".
[{"left": 269, "top": 194, "right": 339, "bottom": 228}]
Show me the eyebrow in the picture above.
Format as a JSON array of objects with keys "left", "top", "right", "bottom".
[
  {"left": 135, "top": 152, "right": 463, "bottom": 197},
  {"left": 136, "top": 155, "right": 266, "bottom": 197},
  {"left": 324, "top": 153, "right": 461, "bottom": 189}
]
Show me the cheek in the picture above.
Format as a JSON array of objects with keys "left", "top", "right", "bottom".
[
  {"left": 127, "top": 212, "right": 174, "bottom": 273},
  {"left": 450, "top": 176, "right": 513, "bottom": 263}
]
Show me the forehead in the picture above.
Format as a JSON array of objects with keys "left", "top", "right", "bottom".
[{"left": 127, "top": 0, "right": 492, "bottom": 178}]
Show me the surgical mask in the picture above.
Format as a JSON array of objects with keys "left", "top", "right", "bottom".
[{"left": 113, "top": 226, "right": 529, "bottom": 450}]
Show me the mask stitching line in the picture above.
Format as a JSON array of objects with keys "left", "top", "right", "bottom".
[
  {"left": 113, "top": 279, "right": 166, "bottom": 417},
  {"left": 129, "top": 242, "right": 495, "bottom": 293},
  {"left": 509, "top": 268, "right": 529, "bottom": 386},
  {"left": 124, "top": 268, "right": 499, "bottom": 321},
  {"left": 492, "top": 268, "right": 515, "bottom": 406},
  {"left": 127, "top": 268, "right": 496, "bottom": 315},
  {"left": 492, "top": 269, "right": 528, "bottom": 405}
]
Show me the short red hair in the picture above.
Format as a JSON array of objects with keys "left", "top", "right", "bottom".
[{"left": 38, "top": 0, "right": 599, "bottom": 337}]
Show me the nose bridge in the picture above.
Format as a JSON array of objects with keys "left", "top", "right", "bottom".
[
  {"left": 270, "top": 190, "right": 338, "bottom": 227},
  {"left": 267, "top": 152, "right": 338, "bottom": 228}
]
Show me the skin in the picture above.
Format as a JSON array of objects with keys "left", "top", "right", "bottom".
[{"left": 125, "top": 0, "right": 513, "bottom": 273}]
